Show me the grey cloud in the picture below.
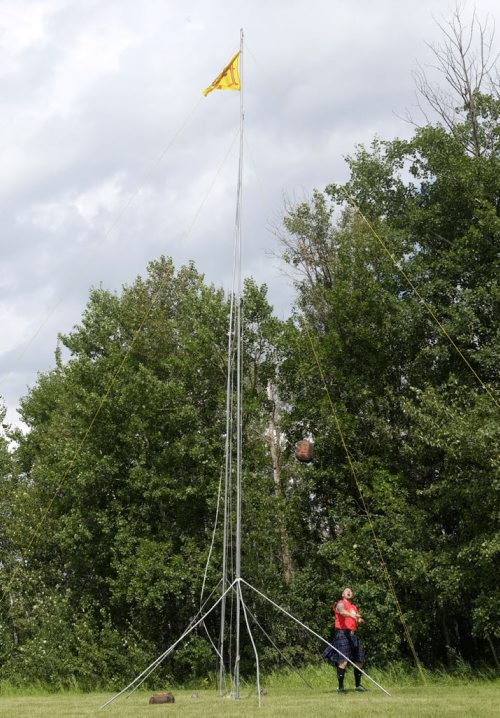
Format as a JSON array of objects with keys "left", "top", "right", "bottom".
[{"left": 1, "top": 0, "right": 498, "bottom": 426}]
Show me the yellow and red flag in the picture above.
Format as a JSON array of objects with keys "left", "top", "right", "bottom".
[{"left": 203, "top": 51, "right": 240, "bottom": 96}]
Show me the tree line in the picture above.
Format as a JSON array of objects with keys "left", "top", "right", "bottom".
[{"left": 0, "top": 12, "right": 499, "bottom": 688}]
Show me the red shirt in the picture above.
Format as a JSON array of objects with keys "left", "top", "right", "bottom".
[{"left": 333, "top": 600, "right": 359, "bottom": 631}]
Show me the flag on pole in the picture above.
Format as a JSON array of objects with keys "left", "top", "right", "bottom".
[{"left": 203, "top": 52, "right": 240, "bottom": 96}]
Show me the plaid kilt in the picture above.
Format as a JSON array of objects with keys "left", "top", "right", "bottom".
[{"left": 321, "top": 629, "right": 365, "bottom": 665}]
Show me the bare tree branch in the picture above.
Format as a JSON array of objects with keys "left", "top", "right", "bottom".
[{"left": 407, "top": 3, "right": 499, "bottom": 156}]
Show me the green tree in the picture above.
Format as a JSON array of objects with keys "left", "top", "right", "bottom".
[
  {"left": 278, "top": 100, "right": 500, "bottom": 666},
  {"left": 4, "top": 259, "right": 290, "bottom": 685}
]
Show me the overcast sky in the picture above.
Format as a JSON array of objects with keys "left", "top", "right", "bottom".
[{"left": 1, "top": 0, "right": 498, "bottom": 428}]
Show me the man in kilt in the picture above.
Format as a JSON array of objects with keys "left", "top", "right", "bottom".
[{"left": 322, "top": 586, "right": 367, "bottom": 693}]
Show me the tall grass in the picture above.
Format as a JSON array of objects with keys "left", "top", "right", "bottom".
[
  {"left": 0, "top": 661, "right": 497, "bottom": 697},
  {"left": 264, "top": 660, "right": 499, "bottom": 691}
]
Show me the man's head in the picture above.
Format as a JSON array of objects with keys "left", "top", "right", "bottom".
[{"left": 342, "top": 587, "right": 353, "bottom": 600}]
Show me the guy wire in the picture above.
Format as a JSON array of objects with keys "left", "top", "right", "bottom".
[
  {"left": 2, "top": 126, "right": 241, "bottom": 604},
  {"left": 242, "top": 131, "right": 428, "bottom": 678},
  {"left": 343, "top": 191, "right": 499, "bottom": 409},
  {"left": 287, "top": 207, "right": 427, "bottom": 680},
  {"left": 285, "top": 186, "right": 497, "bottom": 680},
  {"left": 301, "top": 316, "right": 426, "bottom": 683}
]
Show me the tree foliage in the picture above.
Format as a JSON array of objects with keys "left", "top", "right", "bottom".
[
  {"left": 278, "top": 100, "right": 500, "bottom": 665},
  {"left": 2, "top": 260, "right": 288, "bottom": 685},
  {"left": 1, "top": 32, "right": 499, "bottom": 686}
]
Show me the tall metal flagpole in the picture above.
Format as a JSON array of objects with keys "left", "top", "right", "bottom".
[
  {"left": 100, "top": 32, "right": 391, "bottom": 708},
  {"left": 217, "top": 29, "right": 245, "bottom": 699},
  {"left": 234, "top": 27, "right": 244, "bottom": 701},
  {"left": 218, "top": 264, "right": 235, "bottom": 695}
]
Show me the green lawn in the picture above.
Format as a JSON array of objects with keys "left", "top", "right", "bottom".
[{"left": 0, "top": 683, "right": 499, "bottom": 717}]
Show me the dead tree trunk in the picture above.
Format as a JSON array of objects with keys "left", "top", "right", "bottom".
[{"left": 267, "top": 383, "right": 294, "bottom": 583}]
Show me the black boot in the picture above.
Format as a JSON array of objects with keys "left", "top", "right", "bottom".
[
  {"left": 337, "top": 667, "right": 346, "bottom": 693},
  {"left": 354, "top": 667, "right": 368, "bottom": 691}
]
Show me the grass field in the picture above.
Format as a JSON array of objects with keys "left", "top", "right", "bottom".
[{"left": 0, "top": 682, "right": 499, "bottom": 717}]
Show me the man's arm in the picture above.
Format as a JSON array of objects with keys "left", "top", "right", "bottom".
[
  {"left": 337, "top": 601, "right": 365, "bottom": 623},
  {"left": 336, "top": 601, "right": 358, "bottom": 619}
]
